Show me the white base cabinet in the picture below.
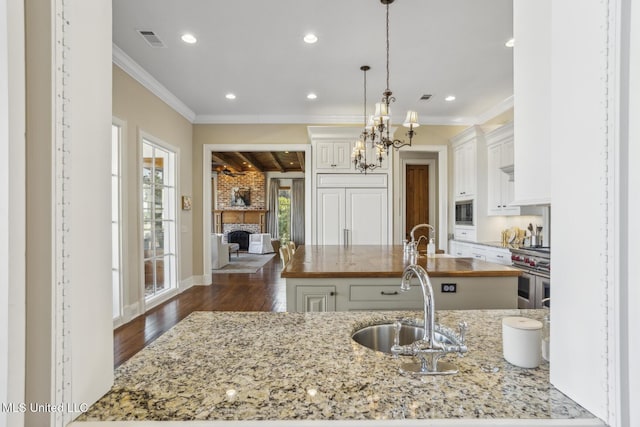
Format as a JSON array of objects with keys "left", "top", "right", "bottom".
[{"left": 449, "top": 240, "right": 512, "bottom": 266}]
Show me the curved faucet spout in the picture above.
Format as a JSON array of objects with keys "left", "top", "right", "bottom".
[
  {"left": 409, "top": 223, "right": 434, "bottom": 242},
  {"left": 400, "top": 264, "right": 436, "bottom": 348}
]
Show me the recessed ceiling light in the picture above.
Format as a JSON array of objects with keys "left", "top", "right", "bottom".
[
  {"left": 445, "top": 95, "right": 456, "bottom": 102},
  {"left": 303, "top": 33, "right": 318, "bottom": 44},
  {"left": 225, "top": 93, "right": 236, "bottom": 100},
  {"left": 181, "top": 33, "right": 197, "bottom": 44},
  {"left": 307, "top": 93, "right": 317, "bottom": 100},
  {"left": 505, "top": 38, "right": 515, "bottom": 48}
]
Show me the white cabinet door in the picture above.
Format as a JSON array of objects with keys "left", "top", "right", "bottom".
[
  {"left": 316, "top": 188, "right": 346, "bottom": 245},
  {"left": 317, "top": 187, "right": 388, "bottom": 245},
  {"left": 487, "top": 135, "right": 520, "bottom": 216},
  {"left": 487, "top": 144, "right": 503, "bottom": 215},
  {"left": 453, "top": 141, "right": 476, "bottom": 200},
  {"left": 315, "top": 141, "right": 352, "bottom": 171},
  {"left": 295, "top": 286, "right": 336, "bottom": 312},
  {"left": 345, "top": 188, "right": 388, "bottom": 245}
]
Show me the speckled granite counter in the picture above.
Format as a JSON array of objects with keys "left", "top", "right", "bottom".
[{"left": 78, "top": 310, "right": 597, "bottom": 422}]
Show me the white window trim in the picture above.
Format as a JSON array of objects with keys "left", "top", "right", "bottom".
[{"left": 138, "top": 130, "right": 181, "bottom": 311}]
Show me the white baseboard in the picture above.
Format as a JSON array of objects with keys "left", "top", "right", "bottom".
[{"left": 113, "top": 276, "right": 210, "bottom": 330}]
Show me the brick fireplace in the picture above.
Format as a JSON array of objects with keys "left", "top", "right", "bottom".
[{"left": 213, "top": 171, "right": 268, "bottom": 241}]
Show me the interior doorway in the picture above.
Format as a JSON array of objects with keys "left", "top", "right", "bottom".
[{"left": 405, "top": 164, "right": 431, "bottom": 250}]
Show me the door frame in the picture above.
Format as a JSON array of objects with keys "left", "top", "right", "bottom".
[
  {"left": 392, "top": 145, "right": 448, "bottom": 251},
  {"left": 401, "top": 160, "right": 437, "bottom": 244},
  {"left": 201, "top": 143, "right": 312, "bottom": 280}
]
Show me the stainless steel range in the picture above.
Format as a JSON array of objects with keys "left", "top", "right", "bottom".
[{"left": 510, "top": 247, "right": 550, "bottom": 309}]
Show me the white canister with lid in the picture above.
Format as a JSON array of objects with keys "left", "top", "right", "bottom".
[{"left": 502, "top": 316, "right": 543, "bottom": 368}]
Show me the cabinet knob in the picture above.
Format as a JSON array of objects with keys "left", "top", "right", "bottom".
[{"left": 330, "top": 291, "right": 335, "bottom": 296}]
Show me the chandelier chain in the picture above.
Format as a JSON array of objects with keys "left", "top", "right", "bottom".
[{"left": 385, "top": 3, "right": 390, "bottom": 92}]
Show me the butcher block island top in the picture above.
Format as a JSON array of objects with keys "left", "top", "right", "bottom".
[{"left": 281, "top": 245, "right": 521, "bottom": 278}]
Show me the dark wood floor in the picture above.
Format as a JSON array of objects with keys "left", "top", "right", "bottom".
[{"left": 113, "top": 254, "right": 286, "bottom": 367}]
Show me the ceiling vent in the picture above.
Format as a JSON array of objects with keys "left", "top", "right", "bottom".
[
  {"left": 137, "top": 30, "right": 166, "bottom": 48},
  {"left": 420, "top": 94, "right": 432, "bottom": 101}
]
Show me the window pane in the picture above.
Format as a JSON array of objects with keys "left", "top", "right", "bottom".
[
  {"left": 111, "top": 125, "right": 119, "bottom": 175},
  {"left": 142, "top": 139, "right": 177, "bottom": 301},
  {"left": 144, "top": 259, "right": 155, "bottom": 295},
  {"left": 155, "top": 258, "right": 166, "bottom": 292}
]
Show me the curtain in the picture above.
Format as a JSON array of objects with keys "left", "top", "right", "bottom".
[
  {"left": 266, "top": 178, "right": 280, "bottom": 240},
  {"left": 290, "top": 178, "right": 305, "bottom": 246}
]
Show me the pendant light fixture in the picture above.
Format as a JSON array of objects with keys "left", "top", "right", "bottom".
[
  {"left": 370, "top": 0, "right": 419, "bottom": 153},
  {"left": 353, "top": 65, "right": 383, "bottom": 173}
]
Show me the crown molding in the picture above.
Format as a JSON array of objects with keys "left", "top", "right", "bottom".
[
  {"left": 475, "top": 95, "right": 514, "bottom": 124},
  {"left": 112, "top": 43, "right": 196, "bottom": 123},
  {"left": 193, "top": 114, "right": 363, "bottom": 125}
]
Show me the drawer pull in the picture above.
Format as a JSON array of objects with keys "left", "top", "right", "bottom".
[{"left": 380, "top": 291, "right": 399, "bottom": 296}]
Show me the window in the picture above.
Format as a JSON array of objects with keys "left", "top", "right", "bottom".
[
  {"left": 111, "top": 123, "right": 123, "bottom": 320},
  {"left": 278, "top": 187, "right": 291, "bottom": 243},
  {"left": 142, "top": 139, "right": 177, "bottom": 300}
]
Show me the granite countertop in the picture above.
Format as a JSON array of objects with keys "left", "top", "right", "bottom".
[
  {"left": 78, "top": 310, "right": 596, "bottom": 423},
  {"left": 282, "top": 245, "right": 521, "bottom": 278}
]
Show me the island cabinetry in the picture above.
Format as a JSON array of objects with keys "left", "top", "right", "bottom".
[
  {"left": 316, "top": 174, "right": 388, "bottom": 245},
  {"left": 295, "top": 285, "right": 336, "bottom": 312},
  {"left": 486, "top": 122, "right": 520, "bottom": 216},
  {"left": 286, "top": 277, "right": 517, "bottom": 312}
]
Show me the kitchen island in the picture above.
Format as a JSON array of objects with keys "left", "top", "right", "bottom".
[
  {"left": 77, "top": 309, "right": 600, "bottom": 425},
  {"left": 282, "top": 245, "right": 521, "bottom": 312}
]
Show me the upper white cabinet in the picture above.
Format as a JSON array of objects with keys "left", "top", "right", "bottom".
[
  {"left": 315, "top": 141, "right": 352, "bottom": 171},
  {"left": 486, "top": 122, "right": 520, "bottom": 216},
  {"left": 453, "top": 141, "right": 477, "bottom": 200},
  {"left": 513, "top": 0, "right": 551, "bottom": 205}
]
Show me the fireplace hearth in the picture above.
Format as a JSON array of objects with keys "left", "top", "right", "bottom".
[{"left": 227, "top": 230, "right": 253, "bottom": 251}]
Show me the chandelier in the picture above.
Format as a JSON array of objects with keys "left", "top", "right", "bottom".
[
  {"left": 366, "top": 0, "right": 420, "bottom": 153},
  {"left": 353, "top": 65, "right": 383, "bottom": 173}
]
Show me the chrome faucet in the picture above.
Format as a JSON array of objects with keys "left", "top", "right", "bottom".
[
  {"left": 400, "top": 264, "right": 437, "bottom": 347},
  {"left": 391, "top": 264, "right": 468, "bottom": 375},
  {"left": 409, "top": 223, "right": 434, "bottom": 243}
]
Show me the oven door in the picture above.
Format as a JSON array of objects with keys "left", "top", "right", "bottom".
[
  {"left": 536, "top": 275, "right": 551, "bottom": 308},
  {"left": 517, "top": 270, "right": 536, "bottom": 309}
]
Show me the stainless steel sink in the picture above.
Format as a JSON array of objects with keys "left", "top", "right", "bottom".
[{"left": 352, "top": 322, "right": 456, "bottom": 354}]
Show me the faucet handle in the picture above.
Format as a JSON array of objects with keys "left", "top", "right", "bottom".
[
  {"left": 458, "top": 322, "right": 468, "bottom": 345},
  {"left": 392, "top": 320, "right": 402, "bottom": 358}
]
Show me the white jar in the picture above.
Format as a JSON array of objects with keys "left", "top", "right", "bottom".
[{"left": 502, "top": 316, "right": 543, "bottom": 368}]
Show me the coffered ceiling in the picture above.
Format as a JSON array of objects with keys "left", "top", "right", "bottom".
[{"left": 113, "top": 0, "right": 514, "bottom": 126}]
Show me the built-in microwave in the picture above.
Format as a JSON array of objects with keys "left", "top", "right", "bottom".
[{"left": 455, "top": 200, "right": 473, "bottom": 225}]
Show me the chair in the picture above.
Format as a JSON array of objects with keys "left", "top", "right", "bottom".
[
  {"left": 279, "top": 246, "right": 290, "bottom": 269},
  {"left": 248, "top": 233, "right": 274, "bottom": 254},
  {"left": 287, "top": 240, "right": 296, "bottom": 255},
  {"left": 211, "top": 234, "right": 230, "bottom": 269}
]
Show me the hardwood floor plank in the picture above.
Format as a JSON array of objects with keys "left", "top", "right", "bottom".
[{"left": 114, "top": 254, "right": 285, "bottom": 367}]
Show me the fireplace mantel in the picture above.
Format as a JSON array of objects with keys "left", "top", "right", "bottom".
[{"left": 213, "top": 210, "right": 267, "bottom": 234}]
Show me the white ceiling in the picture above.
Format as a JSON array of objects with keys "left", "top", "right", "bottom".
[{"left": 113, "top": 0, "right": 513, "bottom": 125}]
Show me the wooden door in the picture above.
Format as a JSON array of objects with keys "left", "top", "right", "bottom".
[{"left": 406, "top": 165, "right": 430, "bottom": 248}]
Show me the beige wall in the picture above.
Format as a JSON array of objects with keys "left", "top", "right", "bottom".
[{"left": 113, "top": 65, "right": 194, "bottom": 311}]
